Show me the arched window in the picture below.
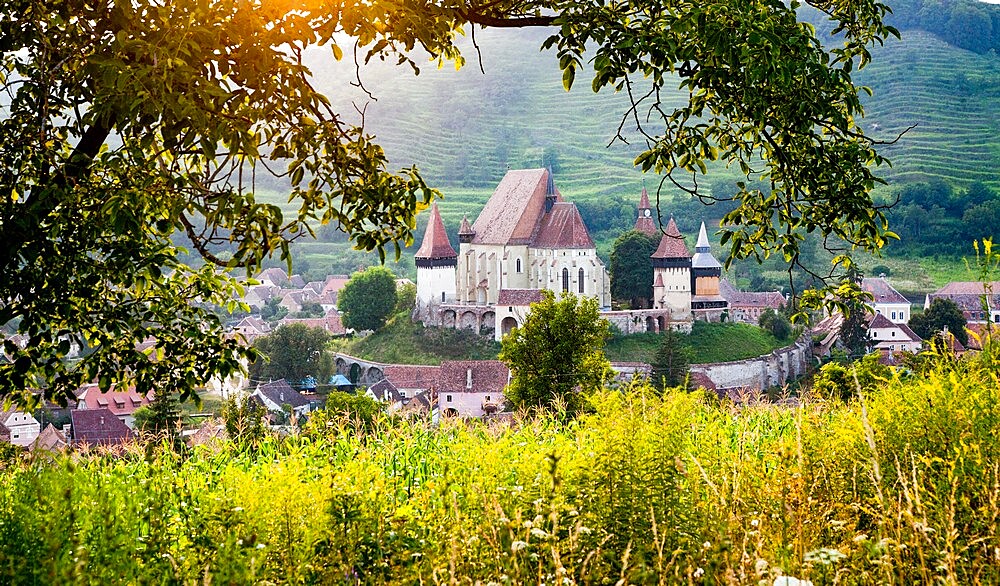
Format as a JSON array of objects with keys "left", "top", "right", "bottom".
[
  {"left": 562, "top": 268, "right": 569, "bottom": 292},
  {"left": 516, "top": 258, "right": 522, "bottom": 273},
  {"left": 578, "top": 268, "right": 585, "bottom": 293}
]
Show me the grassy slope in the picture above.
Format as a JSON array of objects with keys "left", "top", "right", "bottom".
[
  {"left": 341, "top": 318, "right": 789, "bottom": 366},
  {"left": 605, "top": 321, "right": 793, "bottom": 364},
  {"left": 263, "top": 23, "right": 1000, "bottom": 287}
]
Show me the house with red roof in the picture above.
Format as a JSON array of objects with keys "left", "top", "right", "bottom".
[
  {"left": 862, "top": 277, "right": 912, "bottom": 324},
  {"left": 925, "top": 281, "right": 1000, "bottom": 324},
  {"left": 718, "top": 279, "right": 785, "bottom": 324},
  {"left": 70, "top": 408, "right": 135, "bottom": 448},
  {"left": 436, "top": 361, "right": 509, "bottom": 418},
  {"left": 74, "top": 383, "right": 152, "bottom": 428}
]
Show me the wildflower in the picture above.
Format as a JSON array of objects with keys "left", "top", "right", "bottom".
[
  {"left": 530, "top": 527, "right": 549, "bottom": 540},
  {"left": 755, "top": 559, "right": 769, "bottom": 574},
  {"left": 511, "top": 540, "right": 529, "bottom": 552},
  {"left": 773, "top": 577, "right": 813, "bottom": 586},
  {"left": 694, "top": 567, "right": 705, "bottom": 578},
  {"left": 751, "top": 519, "right": 759, "bottom": 528},
  {"left": 702, "top": 541, "right": 712, "bottom": 550}
]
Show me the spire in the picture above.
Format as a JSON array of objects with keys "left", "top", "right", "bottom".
[
  {"left": 544, "top": 167, "right": 557, "bottom": 213},
  {"left": 651, "top": 217, "right": 690, "bottom": 259},
  {"left": 696, "top": 222, "right": 711, "bottom": 251},
  {"left": 634, "top": 186, "right": 658, "bottom": 237},
  {"left": 458, "top": 214, "right": 475, "bottom": 244},
  {"left": 415, "top": 203, "right": 457, "bottom": 264}
]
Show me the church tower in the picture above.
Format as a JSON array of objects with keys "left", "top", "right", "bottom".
[
  {"left": 650, "top": 217, "right": 692, "bottom": 321},
  {"left": 690, "top": 222, "right": 728, "bottom": 319},
  {"left": 633, "top": 187, "right": 658, "bottom": 237},
  {"left": 414, "top": 203, "right": 457, "bottom": 309}
]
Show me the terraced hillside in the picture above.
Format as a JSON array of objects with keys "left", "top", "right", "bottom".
[
  {"left": 857, "top": 31, "right": 1000, "bottom": 190},
  {"left": 273, "top": 22, "right": 1000, "bottom": 279}
]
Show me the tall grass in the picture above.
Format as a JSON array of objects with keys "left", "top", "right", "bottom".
[{"left": 1, "top": 349, "right": 999, "bottom": 583}]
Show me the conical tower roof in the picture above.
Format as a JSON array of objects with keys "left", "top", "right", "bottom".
[
  {"left": 458, "top": 214, "right": 474, "bottom": 236},
  {"left": 639, "top": 187, "right": 651, "bottom": 210},
  {"left": 651, "top": 217, "right": 690, "bottom": 259},
  {"left": 415, "top": 203, "right": 457, "bottom": 260},
  {"left": 691, "top": 221, "right": 722, "bottom": 268}
]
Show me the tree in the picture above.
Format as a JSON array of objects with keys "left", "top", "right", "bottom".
[
  {"left": 221, "top": 396, "right": 269, "bottom": 450},
  {"left": 759, "top": 309, "right": 793, "bottom": 341},
  {"left": 650, "top": 329, "right": 690, "bottom": 391},
  {"left": 609, "top": 231, "right": 658, "bottom": 308},
  {"left": 339, "top": 267, "right": 398, "bottom": 332},
  {"left": 250, "top": 324, "right": 334, "bottom": 386},
  {"left": 838, "top": 265, "right": 872, "bottom": 357},
  {"left": 135, "top": 387, "right": 181, "bottom": 435},
  {"left": 0, "top": 0, "right": 897, "bottom": 407},
  {"left": 910, "top": 299, "right": 968, "bottom": 348},
  {"left": 500, "top": 291, "right": 611, "bottom": 413}
]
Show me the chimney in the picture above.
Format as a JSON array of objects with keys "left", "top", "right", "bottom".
[{"left": 466, "top": 368, "right": 473, "bottom": 390}]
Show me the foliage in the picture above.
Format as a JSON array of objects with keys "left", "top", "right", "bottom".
[
  {"left": 887, "top": 180, "right": 1000, "bottom": 257},
  {"left": 838, "top": 265, "right": 872, "bottom": 358},
  {"left": 339, "top": 267, "right": 399, "bottom": 332},
  {"left": 608, "top": 230, "right": 658, "bottom": 308},
  {"left": 307, "top": 392, "right": 383, "bottom": 434},
  {"left": 220, "top": 396, "right": 268, "bottom": 450},
  {"left": 500, "top": 291, "right": 611, "bottom": 413},
  {"left": 0, "top": 0, "right": 903, "bottom": 407},
  {"left": 909, "top": 298, "right": 968, "bottom": 347},
  {"left": 394, "top": 282, "right": 417, "bottom": 316},
  {"left": 650, "top": 329, "right": 689, "bottom": 390},
  {"left": 5, "top": 350, "right": 1000, "bottom": 582},
  {"left": 290, "top": 301, "right": 325, "bottom": 319},
  {"left": 250, "top": 324, "right": 334, "bottom": 386},
  {"left": 887, "top": 0, "right": 1000, "bottom": 54},
  {"left": 260, "top": 297, "right": 289, "bottom": 323},
  {"left": 606, "top": 322, "right": 791, "bottom": 364},
  {"left": 758, "top": 308, "right": 793, "bottom": 341},
  {"left": 134, "top": 388, "right": 181, "bottom": 439},
  {"left": 332, "top": 314, "right": 500, "bottom": 365},
  {"left": 811, "top": 352, "right": 891, "bottom": 402}
]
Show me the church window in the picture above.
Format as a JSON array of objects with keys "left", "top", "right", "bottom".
[
  {"left": 441, "top": 292, "right": 446, "bottom": 302},
  {"left": 516, "top": 258, "right": 522, "bottom": 273},
  {"left": 446, "top": 395, "right": 453, "bottom": 403},
  {"left": 562, "top": 268, "right": 569, "bottom": 292},
  {"left": 578, "top": 268, "right": 585, "bottom": 293}
]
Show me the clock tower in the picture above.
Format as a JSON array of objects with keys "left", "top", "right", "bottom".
[{"left": 633, "top": 186, "right": 659, "bottom": 237}]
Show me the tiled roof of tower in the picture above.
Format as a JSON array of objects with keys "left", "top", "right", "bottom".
[
  {"left": 472, "top": 169, "right": 554, "bottom": 245},
  {"left": 861, "top": 277, "right": 908, "bottom": 304},
  {"left": 458, "top": 215, "right": 474, "bottom": 236},
  {"left": 533, "top": 202, "right": 594, "bottom": 248},
  {"left": 415, "top": 203, "right": 457, "bottom": 259},
  {"left": 651, "top": 218, "right": 690, "bottom": 259},
  {"left": 633, "top": 188, "right": 658, "bottom": 236}
]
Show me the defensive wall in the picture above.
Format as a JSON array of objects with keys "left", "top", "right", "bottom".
[{"left": 689, "top": 334, "right": 813, "bottom": 397}]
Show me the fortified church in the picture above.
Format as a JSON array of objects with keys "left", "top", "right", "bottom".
[{"left": 413, "top": 168, "right": 728, "bottom": 340}]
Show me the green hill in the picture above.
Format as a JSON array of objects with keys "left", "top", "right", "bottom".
[{"left": 268, "top": 20, "right": 1000, "bottom": 280}]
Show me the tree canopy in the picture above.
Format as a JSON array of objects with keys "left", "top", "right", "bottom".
[
  {"left": 339, "top": 267, "right": 399, "bottom": 332},
  {"left": 250, "top": 324, "right": 334, "bottom": 387},
  {"left": 910, "top": 298, "right": 968, "bottom": 347},
  {"left": 500, "top": 291, "right": 611, "bottom": 413},
  {"left": 0, "top": 0, "right": 898, "bottom": 406},
  {"left": 650, "top": 328, "right": 690, "bottom": 391},
  {"left": 609, "top": 230, "right": 658, "bottom": 309}
]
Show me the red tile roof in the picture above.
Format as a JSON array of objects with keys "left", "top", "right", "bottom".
[
  {"left": 651, "top": 218, "right": 689, "bottom": 259},
  {"left": 718, "top": 279, "right": 785, "bottom": 308},
  {"left": 438, "top": 361, "right": 510, "bottom": 393},
  {"left": 70, "top": 409, "right": 134, "bottom": 446},
  {"left": 862, "top": 277, "right": 909, "bottom": 304},
  {"left": 383, "top": 365, "right": 441, "bottom": 389},
  {"left": 278, "top": 309, "right": 346, "bottom": 335},
  {"left": 472, "top": 169, "right": 552, "bottom": 245},
  {"left": 415, "top": 203, "right": 457, "bottom": 260},
  {"left": 533, "top": 202, "right": 595, "bottom": 249},
  {"left": 75, "top": 384, "right": 152, "bottom": 417},
  {"left": 497, "top": 289, "right": 544, "bottom": 306}
]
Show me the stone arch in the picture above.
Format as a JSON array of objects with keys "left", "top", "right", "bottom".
[
  {"left": 349, "top": 362, "right": 362, "bottom": 384},
  {"left": 646, "top": 316, "right": 657, "bottom": 332},
  {"left": 442, "top": 309, "right": 457, "bottom": 328},
  {"left": 460, "top": 311, "right": 478, "bottom": 330},
  {"left": 501, "top": 316, "right": 518, "bottom": 337},
  {"left": 364, "top": 366, "right": 385, "bottom": 385},
  {"left": 335, "top": 357, "right": 348, "bottom": 375},
  {"left": 481, "top": 311, "right": 496, "bottom": 334},
  {"left": 657, "top": 316, "right": 666, "bottom": 331}
]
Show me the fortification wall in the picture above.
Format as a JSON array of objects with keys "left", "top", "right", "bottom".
[{"left": 690, "top": 335, "right": 812, "bottom": 396}]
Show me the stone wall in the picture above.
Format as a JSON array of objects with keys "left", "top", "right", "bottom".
[{"left": 689, "top": 334, "right": 812, "bottom": 396}]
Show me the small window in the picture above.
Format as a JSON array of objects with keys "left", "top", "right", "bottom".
[
  {"left": 446, "top": 395, "right": 453, "bottom": 403},
  {"left": 441, "top": 291, "right": 446, "bottom": 302},
  {"left": 578, "top": 268, "right": 585, "bottom": 293},
  {"left": 485, "top": 395, "right": 491, "bottom": 401},
  {"left": 562, "top": 268, "right": 569, "bottom": 292},
  {"left": 891, "top": 311, "right": 896, "bottom": 320},
  {"left": 516, "top": 258, "right": 522, "bottom": 273},
  {"left": 891, "top": 331, "right": 895, "bottom": 337}
]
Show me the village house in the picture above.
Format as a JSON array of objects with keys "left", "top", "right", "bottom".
[
  {"left": 74, "top": 383, "right": 152, "bottom": 428},
  {"left": 248, "top": 379, "right": 312, "bottom": 419},
  {"left": 862, "top": 277, "right": 911, "bottom": 324},
  {"left": 925, "top": 281, "right": 1000, "bottom": 324},
  {"left": 31, "top": 424, "right": 69, "bottom": 453},
  {"left": 868, "top": 313, "right": 923, "bottom": 354},
  {"left": 70, "top": 408, "right": 135, "bottom": 447},
  {"left": 0, "top": 408, "right": 41, "bottom": 447},
  {"left": 718, "top": 279, "right": 785, "bottom": 324},
  {"left": 436, "top": 361, "right": 508, "bottom": 418}
]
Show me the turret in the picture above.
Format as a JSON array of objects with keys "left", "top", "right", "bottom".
[{"left": 414, "top": 203, "right": 457, "bottom": 308}]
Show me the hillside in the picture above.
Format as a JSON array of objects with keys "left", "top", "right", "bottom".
[{"left": 267, "top": 17, "right": 1000, "bottom": 281}]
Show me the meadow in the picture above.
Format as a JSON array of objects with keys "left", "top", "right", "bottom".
[{"left": 2, "top": 345, "right": 998, "bottom": 584}]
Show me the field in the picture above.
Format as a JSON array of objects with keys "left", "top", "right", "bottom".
[
  {"left": 3, "top": 348, "right": 999, "bottom": 584},
  {"left": 605, "top": 321, "right": 794, "bottom": 365}
]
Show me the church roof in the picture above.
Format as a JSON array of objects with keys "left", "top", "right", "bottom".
[
  {"left": 691, "top": 222, "right": 722, "bottom": 269},
  {"left": 415, "top": 203, "right": 457, "bottom": 260},
  {"left": 633, "top": 187, "right": 659, "bottom": 237},
  {"left": 533, "top": 202, "right": 594, "bottom": 249},
  {"left": 458, "top": 214, "right": 474, "bottom": 236},
  {"left": 472, "top": 169, "right": 555, "bottom": 245},
  {"left": 651, "top": 218, "right": 689, "bottom": 259},
  {"left": 498, "top": 289, "right": 544, "bottom": 306}
]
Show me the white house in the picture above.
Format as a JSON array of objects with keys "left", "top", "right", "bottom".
[
  {"left": 249, "top": 379, "right": 312, "bottom": 419},
  {"left": 868, "top": 313, "right": 923, "bottom": 353},
  {"left": 862, "top": 277, "right": 911, "bottom": 324},
  {"left": 0, "top": 409, "right": 41, "bottom": 447}
]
